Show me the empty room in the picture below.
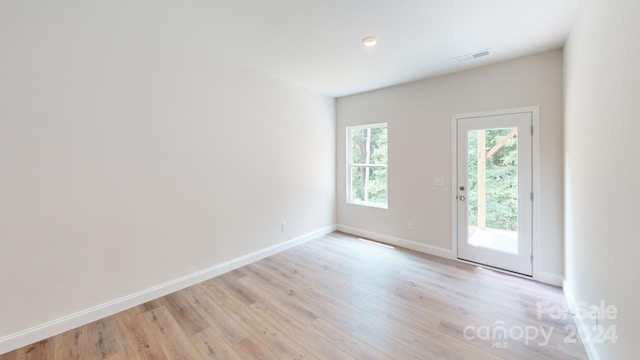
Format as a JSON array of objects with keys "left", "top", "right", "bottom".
[{"left": 1, "top": 0, "right": 638, "bottom": 359}]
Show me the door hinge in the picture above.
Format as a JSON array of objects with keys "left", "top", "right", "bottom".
[
  {"left": 531, "top": 255, "right": 534, "bottom": 263},
  {"left": 530, "top": 192, "right": 534, "bottom": 201},
  {"left": 531, "top": 125, "right": 534, "bottom": 136}
]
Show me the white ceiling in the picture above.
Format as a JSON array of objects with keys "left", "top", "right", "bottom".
[
  {"left": 10, "top": 0, "right": 583, "bottom": 98},
  {"left": 184, "top": 0, "right": 584, "bottom": 97},
  {"left": 232, "top": 1, "right": 583, "bottom": 98}
]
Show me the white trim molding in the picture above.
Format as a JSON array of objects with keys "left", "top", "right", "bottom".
[
  {"left": 337, "top": 224, "right": 564, "bottom": 286},
  {"left": 535, "top": 271, "right": 564, "bottom": 287},
  {"left": 0, "top": 224, "right": 336, "bottom": 355},
  {"left": 336, "top": 224, "right": 453, "bottom": 259},
  {"left": 345, "top": 122, "right": 389, "bottom": 210},
  {"left": 450, "top": 106, "right": 560, "bottom": 286},
  {"left": 563, "top": 281, "right": 601, "bottom": 360}
]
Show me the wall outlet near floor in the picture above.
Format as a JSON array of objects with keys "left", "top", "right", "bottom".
[
  {"left": 408, "top": 221, "right": 415, "bottom": 230},
  {"left": 281, "top": 221, "right": 288, "bottom": 232}
]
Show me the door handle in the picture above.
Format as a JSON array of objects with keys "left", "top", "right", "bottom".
[{"left": 458, "top": 195, "right": 466, "bottom": 201}]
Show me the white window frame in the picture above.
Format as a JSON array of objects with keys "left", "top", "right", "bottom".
[{"left": 346, "top": 123, "right": 388, "bottom": 209}]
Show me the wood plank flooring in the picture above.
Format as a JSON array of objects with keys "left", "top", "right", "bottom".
[{"left": 0, "top": 232, "right": 588, "bottom": 359}]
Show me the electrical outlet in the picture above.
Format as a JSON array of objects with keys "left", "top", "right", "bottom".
[
  {"left": 434, "top": 176, "right": 445, "bottom": 187},
  {"left": 408, "top": 221, "right": 415, "bottom": 230},
  {"left": 281, "top": 221, "right": 288, "bottom": 232}
]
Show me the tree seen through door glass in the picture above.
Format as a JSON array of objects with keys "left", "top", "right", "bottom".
[{"left": 467, "top": 128, "right": 519, "bottom": 255}]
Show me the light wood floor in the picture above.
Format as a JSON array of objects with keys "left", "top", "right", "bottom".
[{"left": 0, "top": 232, "right": 587, "bottom": 359}]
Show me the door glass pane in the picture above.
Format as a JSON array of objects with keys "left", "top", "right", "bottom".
[{"left": 466, "top": 128, "right": 519, "bottom": 255}]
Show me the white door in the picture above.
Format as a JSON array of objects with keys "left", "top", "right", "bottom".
[{"left": 455, "top": 111, "right": 533, "bottom": 275}]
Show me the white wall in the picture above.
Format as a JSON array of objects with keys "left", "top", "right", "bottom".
[
  {"left": 564, "top": 0, "right": 640, "bottom": 358},
  {"left": 0, "top": 2, "right": 335, "bottom": 344},
  {"left": 337, "top": 50, "right": 564, "bottom": 283}
]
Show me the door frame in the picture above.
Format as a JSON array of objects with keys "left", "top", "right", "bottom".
[{"left": 450, "top": 106, "right": 541, "bottom": 278}]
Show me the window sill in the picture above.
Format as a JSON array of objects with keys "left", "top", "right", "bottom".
[{"left": 346, "top": 201, "right": 388, "bottom": 209}]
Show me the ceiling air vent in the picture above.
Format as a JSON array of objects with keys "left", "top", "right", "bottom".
[{"left": 454, "top": 49, "right": 492, "bottom": 63}]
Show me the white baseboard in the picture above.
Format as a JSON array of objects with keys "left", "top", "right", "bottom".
[
  {"left": 563, "top": 280, "right": 600, "bottom": 360},
  {"left": 0, "top": 224, "right": 336, "bottom": 355},
  {"left": 337, "top": 225, "right": 562, "bottom": 287},
  {"left": 336, "top": 224, "right": 453, "bottom": 259},
  {"left": 535, "top": 271, "right": 564, "bottom": 287}
]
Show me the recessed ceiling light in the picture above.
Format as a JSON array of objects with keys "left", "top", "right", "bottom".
[{"left": 362, "top": 36, "right": 377, "bottom": 47}]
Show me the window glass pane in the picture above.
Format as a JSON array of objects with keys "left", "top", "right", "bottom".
[
  {"left": 367, "top": 167, "right": 388, "bottom": 204},
  {"left": 350, "top": 126, "right": 387, "bottom": 165},
  {"left": 350, "top": 129, "right": 367, "bottom": 164},
  {"left": 348, "top": 123, "right": 388, "bottom": 208},
  {"left": 369, "top": 127, "right": 387, "bottom": 164},
  {"left": 350, "top": 166, "right": 366, "bottom": 202},
  {"left": 350, "top": 166, "right": 387, "bottom": 205}
]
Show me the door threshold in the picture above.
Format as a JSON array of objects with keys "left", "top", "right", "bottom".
[{"left": 457, "top": 258, "right": 532, "bottom": 279}]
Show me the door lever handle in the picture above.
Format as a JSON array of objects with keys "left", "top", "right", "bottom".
[{"left": 458, "top": 195, "right": 466, "bottom": 201}]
